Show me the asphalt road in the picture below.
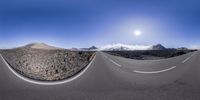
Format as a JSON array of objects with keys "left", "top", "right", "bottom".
[{"left": 0, "top": 51, "right": 200, "bottom": 100}]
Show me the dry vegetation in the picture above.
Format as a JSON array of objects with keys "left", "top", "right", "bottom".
[{"left": 0, "top": 47, "right": 95, "bottom": 81}]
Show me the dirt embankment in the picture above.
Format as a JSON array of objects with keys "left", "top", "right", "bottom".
[{"left": 1, "top": 48, "right": 95, "bottom": 81}]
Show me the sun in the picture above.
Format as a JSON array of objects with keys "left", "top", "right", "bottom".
[{"left": 134, "top": 30, "right": 142, "bottom": 36}]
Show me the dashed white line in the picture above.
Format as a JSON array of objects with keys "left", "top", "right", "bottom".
[
  {"left": 109, "top": 59, "right": 122, "bottom": 67},
  {"left": 182, "top": 57, "right": 191, "bottom": 63},
  {"left": 182, "top": 52, "right": 197, "bottom": 63},
  {"left": 133, "top": 66, "right": 177, "bottom": 74}
]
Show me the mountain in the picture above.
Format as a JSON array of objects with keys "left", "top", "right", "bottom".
[
  {"left": 79, "top": 46, "right": 98, "bottom": 51},
  {"left": 99, "top": 44, "right": 152, "bottom": 51},
  {"left": 88, "top": 46, "right": 98, "bottom": 50},
  {"left": 22, "top": 43, "right": 167, "bottom": 51},
  {"left": 150, "top": 44, "right": 166, "bottom": 50},
  {"left": 177, "top": 47, "right": 188, "bottom": 50},
  {"left": 99, "top": 43, "right": 169, "bottom": 51},
  {"left": 24, "top": 43, "right": 63, "bottom": 50}
]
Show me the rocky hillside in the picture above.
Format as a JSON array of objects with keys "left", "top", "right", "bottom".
[
  {"left": 24, "top": 43, "right": 63, "bottom": 50},
  {"left": 1, "top": 45, "right": 95, "bottom": 81}
]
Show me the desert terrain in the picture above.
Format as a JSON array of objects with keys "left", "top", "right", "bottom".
[{"left": 0, "top": 43, "right": 95, "bottom": 81}]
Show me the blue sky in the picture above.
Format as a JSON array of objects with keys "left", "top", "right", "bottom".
[{"left": 0, "top": 0, "right": 200, "bottom": 48}]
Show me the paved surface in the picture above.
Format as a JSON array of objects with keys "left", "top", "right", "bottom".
[{"left": 0, "top": 51, "right": 200, "bottom": 100}]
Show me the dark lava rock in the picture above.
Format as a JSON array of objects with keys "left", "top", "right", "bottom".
[{"left": 1, "top": 48, "right": 95, "bottom": 81}]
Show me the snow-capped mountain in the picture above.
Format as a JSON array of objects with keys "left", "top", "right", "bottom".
[
  {"left": 99, "top": 43, "right": 168, "bottom": 51},
  {"left": 99, "top": 43, "right": 153, "bottom": 51}
]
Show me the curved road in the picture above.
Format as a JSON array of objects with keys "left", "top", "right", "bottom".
[{"left": 0, "top": 51, "right": 200, "bottom": 100}]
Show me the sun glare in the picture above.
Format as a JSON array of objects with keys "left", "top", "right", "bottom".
[{"left": 134, "top": 30, "right": 142, "bottom": 36}]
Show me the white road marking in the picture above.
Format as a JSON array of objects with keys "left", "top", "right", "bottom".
[
  {"left": 133, "top": 66, "right": 177, "bottom": 74},
  {"left": 0, "top": 54, "right": 96, "bottom": 85},
  {"left": 182, "top": 57, "right": 191, "bottom": 63},
  {"left": 182, "top": 51, "right": 197, "bottom": 63},
  {"left": 109, "top": 59, "right": 122, "bottom": 67}
]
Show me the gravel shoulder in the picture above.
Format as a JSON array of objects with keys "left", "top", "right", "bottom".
[{"left": 0, "top": 48, "right": 95, "bottom": 81}]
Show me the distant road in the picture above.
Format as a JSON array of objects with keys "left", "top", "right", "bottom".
[{"left": 0, "top": 51, "right": 200, "bottom": 100}]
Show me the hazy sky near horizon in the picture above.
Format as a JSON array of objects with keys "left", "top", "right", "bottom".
[{"left": 0, "top": 0, "right": 200, "bottom": 48}]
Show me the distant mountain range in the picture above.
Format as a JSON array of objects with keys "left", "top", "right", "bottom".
[
  {"left": 4, "top": 43, "right": 191, "bottom": 51},
  {"left": 72, "top": 46, "right": 98, "bottom": 51},
  {"left": 99, "top": 43, "right": 169, "bottom": 51},
  {"left": 99, "top": 44, "right": 152, "bottom": 51},
  {"left": 23, "top": 43, "right": 98, "bottom": 51},
  {"left": 98, "top": 44, "right": 192, "bottom": 51}
]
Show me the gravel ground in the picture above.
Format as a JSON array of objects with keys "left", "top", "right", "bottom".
[{"left": 0, "top": 48, "right": 95, "bottom": 81}]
